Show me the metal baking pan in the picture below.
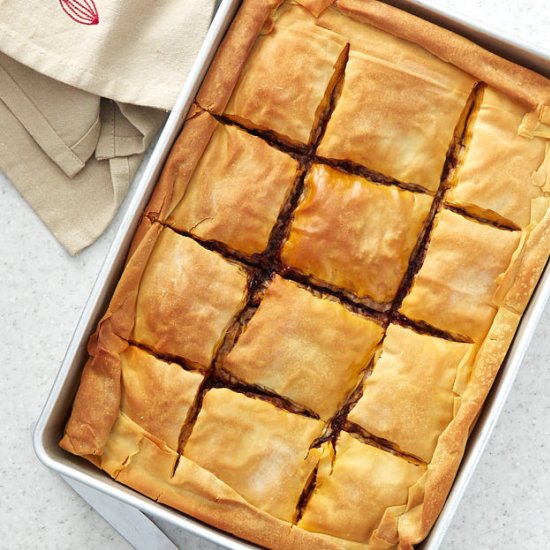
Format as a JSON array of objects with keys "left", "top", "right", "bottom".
[{"left": 33, "top": 1, "right": 550, "bottom": 548}]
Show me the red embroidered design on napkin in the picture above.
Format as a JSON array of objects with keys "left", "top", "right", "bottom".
[{"left": 59, "top": 0, "right": 99, "bottom": 25}]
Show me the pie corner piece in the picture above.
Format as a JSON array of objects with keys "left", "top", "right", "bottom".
[
  {"left": 222, "top": 2, "right": 349, "bottom": 145},
  {"left": 183, "top": 388, "right": 325, "bottom": 522},
  {"left": 299, "top": 431, "right": 427, "bottom": 547}
]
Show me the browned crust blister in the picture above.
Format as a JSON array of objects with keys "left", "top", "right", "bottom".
[{"left": 60, "top": 0, "right": 550, "bottom": 548}]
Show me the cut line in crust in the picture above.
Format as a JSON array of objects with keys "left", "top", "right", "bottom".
[
  {"left": 392, "top": 313, "right": 474, "bottom": 344},
  {"left": 281, "top": 265, "right": 392, "bottom": 315},
  {"left": 388, "top": 81, "right": 487, "bottom": 319},
  {"left": 312, "top": 155, "right": 434, "bottom": 195},
  {"left": 310, "top": 43, "right": 350, "bottom": 149},
  {"left": 293, "top": 464, "right": 320, "bottom": 525},
  {"left": 344, "top": 421, "right": 426, "bottom": 466},
  {"left": 157, "top": 219, "right": 264, "bottom": 270},
  {"left": 126, "top": 339, "right": 201, "bottom": 374},
  {"left": 309, "top": 353, "right": 378, "bottom": 450},
  {"left": 443, "top": 203, "right": 521, "bottom": 232},
  {"left": 174, "top": 268, "right": 272, "bottom": 459},
  {"left": 213, "top": 371, "right": 322, "bottom": 420},
  {"left": 279, "top": 269, "right": 387, "bottom": 325},
  {"left": 207, "top": 108, "right": 440, "bottom": 198},
  {"left": 205, "top": 110, "right": 311, "bottom": 158}
]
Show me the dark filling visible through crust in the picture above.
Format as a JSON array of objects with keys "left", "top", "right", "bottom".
[
  {"left": 309, "top": 43, "right": 350, "bottom": 149},
  {"left": 293, "top": 463, "right": 320, "bottom": 524},
  {"left": 393, "top": 313, "right": 473, "bottom": 344},
  {"left": 206, "top": 110, "right": 311, "bottom": 158},
  {"left": 344, "top": 421, "right": 425, "bottom": 465},
  {"left": 312, "top": 155, "right": 434, "bottom": 196},
  {"left": 126, "top": 340, "right": 201, "bottom": 373},
  {"left": 282, "top": 267, "right": 389, "bottom": 320},
  {"left": 443, "top": 203, "right": 520, "bottom": 231}
]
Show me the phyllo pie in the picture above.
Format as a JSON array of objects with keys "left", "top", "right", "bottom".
[
  {"left": 299, "top": 431, "right": 426, "bottom": 546},
  {"left": 166, "top": 115, "right": 299, "bottom": 255},
  {"left": 347, "top": 324, "right": 474, "bottom": 462},
  {"left": 446, "top": 86, "right": 549, "bottom": 229},
  {"left": 400, "top": 208, "right": 520, "bottom": 342},
  {"left": 60, "top": 0, "right": 550, "bottom": 548},
  {"left": 222, "top": 275, "right": 385, "bottom": 420},
  {"left": 183, "top": 388, "right": 325, "bottom": 522},
  {"left": 281, "top": 163, "right": 432, "bottom": 305},
  {"left": 220, "top": 3, "right": 348, "bottom": 145},
  {"left": 133, "top": 228, "right": 249, "bottom": 368}
]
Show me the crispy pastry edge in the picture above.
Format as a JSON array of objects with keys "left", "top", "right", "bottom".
[{"left": 337, "top": 0, "right": 550, "bottom": 112}]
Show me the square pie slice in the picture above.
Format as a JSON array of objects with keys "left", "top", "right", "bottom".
[
  {"left": 317, "top": 49, "right": 475, "bottom": 191},
  {"left": 299, "top": 431, "right": 425, "bottom": 544},
  {"left": 281, "top": 164, "right": 432, "bottom": 304},
  {"left": 223, "top": 3, "right": 347, "bottom": 145},
  {"left": 446, "top": 86, "right": 548, "bottom": 229},
  {"left": 348, "top": 324, "right": 473, "bottom": 462},
  {"left": 222, "top": 276, "right": 384, "bottom": 420},
  {"left": 120, "top": 345, "right": 203, "bottom": 450},
  {"left": 400, "top": 209, "right": 520, "bottom": 341},
  {"left": 183, "top": 388, "right": 325, "bottom": 522},
  {"left": 167, "top": 118, "right": 299, "bottom": 255},
  {"left": 134, "top": 229, "right": 249, "bottom": 368}
]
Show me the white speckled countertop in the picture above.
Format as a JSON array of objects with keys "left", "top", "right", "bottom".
[{"left": 1, "top": 1, "right": 549, "bottom": 548}]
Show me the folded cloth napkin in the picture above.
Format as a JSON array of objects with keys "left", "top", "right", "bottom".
[{"left": 0, "top": 0, "right": 215, "bottom": 254}]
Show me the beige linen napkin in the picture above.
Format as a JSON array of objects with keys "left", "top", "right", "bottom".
[
  {"left": 0, "top": 0, "right": 214, "bottom": 254},
  {"left": 0, "top": 0, "right": 214, "bottom": 109}
]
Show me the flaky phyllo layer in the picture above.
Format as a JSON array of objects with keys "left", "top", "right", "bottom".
[{"left": 61, "top": 0, "right": 550, "bottom": 548}]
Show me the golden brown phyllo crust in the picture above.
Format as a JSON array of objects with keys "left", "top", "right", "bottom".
[{"left": 60, "top": 0, "right": 550, "bottom": 548}]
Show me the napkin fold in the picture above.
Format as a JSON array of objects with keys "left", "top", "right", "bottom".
[
  {"left": 0, "top": 0, "right": 214, "bottom": 110},
  {"left": 0, "top": 0, "right": 215, "bottom": 254}
]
